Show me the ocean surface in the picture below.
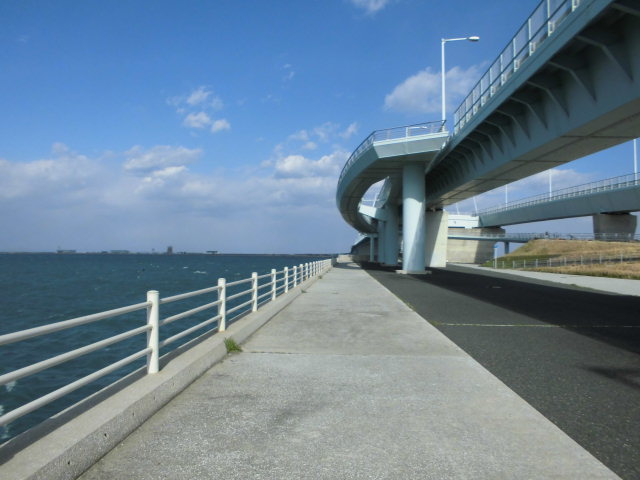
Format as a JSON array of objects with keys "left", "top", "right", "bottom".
[{"left": 0, "top": 253, "right": 328, "bottom": 442}]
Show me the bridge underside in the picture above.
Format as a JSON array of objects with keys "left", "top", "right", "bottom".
[
  {"left": 424, "top": 0, "right": 640, "bottom": 209},
  {"left": 337, "top": 133, "right": 447, "bottom": 233}
]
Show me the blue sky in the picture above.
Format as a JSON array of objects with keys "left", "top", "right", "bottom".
[{"left": 1, "top": 0, "right": 637, "bottom": 253}]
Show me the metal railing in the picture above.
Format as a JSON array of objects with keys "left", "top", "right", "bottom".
[
  {"left": 0, "top": 259, "right": 332, "bottom": 429},
  {"left": 450, "top": 231, "right": 640, "bottom": 242},
  {"left": 476, "top": 173, "right": 640, "bottom": 216},
  {"left": 453, "top": 0, "right": 582, "bottom": 134},
  {"left": 338, "top": 120, "right": 446, "bottom": 186}
]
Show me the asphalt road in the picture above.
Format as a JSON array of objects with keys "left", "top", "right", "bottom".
[{"left": 364, "top": 263, "right": 640, "bottom": 480}]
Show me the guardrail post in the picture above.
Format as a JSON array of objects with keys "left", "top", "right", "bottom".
[
  {"left": 284, "top": 267, "right": 289, "bottom": 293},
  {"left": 252, "top": 272, "right": 258, "bottom": 311},
  {"left": 218, "top": 278, "right": 226, "bottom": 332},
  {"left": 293, "top": 265, "right": 298, "bottom": 287},
  {"left": 271, "top": 269, "right": 277, "bottom": 301},
  {"left": 146, "top": 290, "right": 160, "bottom": 374}
]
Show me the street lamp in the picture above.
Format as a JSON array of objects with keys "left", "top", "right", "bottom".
[{"left": 441, "top": 36, "right": 480, "bottom": 124}]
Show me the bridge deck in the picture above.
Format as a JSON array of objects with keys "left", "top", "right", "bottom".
[{"left": 78, "top": 262, "right": 616, "bottom": 479}]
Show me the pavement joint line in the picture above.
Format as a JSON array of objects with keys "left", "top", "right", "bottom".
[{"left": 244, "top": 350, "right": 453, "bottom": 359}]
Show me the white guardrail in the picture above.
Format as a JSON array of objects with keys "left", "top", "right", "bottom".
[
  {"left": 476, "top": 173, "right": 640, "bottom": 216},
  {"left": 453, "top": 0, "right": 581, "bottom": 134},
  {"left": 338, "top": 120, "right": 446, "bottom": 186},
  {"left": 0, "top": 259, "right": 332, "bottom": 428}
]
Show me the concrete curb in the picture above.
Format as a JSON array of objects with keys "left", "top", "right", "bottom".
[{"left": 0, "top": 276, "right": 322, "bottom": 480}]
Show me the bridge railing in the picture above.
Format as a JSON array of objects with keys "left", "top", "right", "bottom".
[
  {"left": 338, "top": 120, "right": 446, "bottom": 186},
  {"left": 0, "top": 259, "right": 332, "bottom": 432},
  {"left": 450, "top": 231, "right": 640, "bottom": 241},
  {"left": 476, "top": 173, "right": 640, "bottom": 216},
  {"left": 453, "top": 0, "right": 582, "bottom": 134}
]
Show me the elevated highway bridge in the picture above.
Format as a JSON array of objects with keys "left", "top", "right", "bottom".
[{"left": 336, "top": 0, "right": 640, "bottom": 272}]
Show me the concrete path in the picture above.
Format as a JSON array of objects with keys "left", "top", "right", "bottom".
[
  {"left": 454, "top": 263, "right": 640, "bottom": 297},
  {"left": 79, "top": 262, "right": 619, "bottom": 479}
]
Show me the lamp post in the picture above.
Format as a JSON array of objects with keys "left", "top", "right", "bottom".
[
  {"left": 441, "top": 36, "right": 480, "bottom": 124},
  {"left": 634, "top": 138, "right": 638, "bottom": 183}
]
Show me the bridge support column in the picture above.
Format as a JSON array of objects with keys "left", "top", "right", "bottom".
[
  {"left": 593, "top": 213, "right": 637, "bottom": 241},
  {"left": 377, "top": 221, "right": 386, "bottom": 264},
  {"left": 399, "top": 163, "right": 426, "bottom": 273},
  {"left": 383, "top": 205, "right": 400, "bottom": 266},
  {"left": 369, "top": 234, "right": 376, "bottom": 262},
  {"left": 425, "top": 210, "right": 448, "bottom": 267},
  {"left": 504, "top": 241, "right": 510, "bottom": 254}
]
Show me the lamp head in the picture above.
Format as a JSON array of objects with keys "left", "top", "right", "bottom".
[{"left": 468, "top": 36, "right": 480, "bottom": 42}]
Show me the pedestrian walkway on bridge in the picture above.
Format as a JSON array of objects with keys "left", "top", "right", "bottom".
[{"left": 79, "top": 261, "right": 618, "bottom": 479}]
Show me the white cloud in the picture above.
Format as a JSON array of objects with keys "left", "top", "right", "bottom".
[
  {"left": 509, "top": 168, "right": 594, "bottom": 195},
  {"left": 123, "top": 145, "right": 202, "bottom": 172},
  {"left": 349, "top": 0, "right": 391, "bottom": 14},
  {"left": 183, "top": 112, "right": 212, "bottom": 129},
  {"left": 313, "top": 122, "right": 340, "bottom": 142},
  {"left": 169, "top": 86, "right": 226, "bottom": 134},
  {"left": 340, "top": 122, "right": 359, "bottom": 139},
  {"left": 274, "top": 151, "right": 347, "bottom": 179},
  {"left": 288, "top": 130, "right": 310, "bottom": 142},
  {"left": 177, "top": 86, "right": 224, "bottom": 110},
  {"left": 211, "top": 118, "right": 231, "bottom": 133},
  {"left": 0, "top": 144, "right": 99, "bottom": 201},
  {"left": 282, "top": 64, "right": 295, "bottom": 82},
  {"left": 384, "top": 65, "right": 483, "bottom": 114},
  {"left": 186, "top": 86, "right": 211, "bottom": 106},
  {"left": 0, "top": 142, "right": 356, "bottom": 253},
  {"left": 282, "top": 122, "right": 357, "bottom": 154}
]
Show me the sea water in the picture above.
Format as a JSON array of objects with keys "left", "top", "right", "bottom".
[{"left": 0, "top": 253, "right": 327, "bottom": 442}]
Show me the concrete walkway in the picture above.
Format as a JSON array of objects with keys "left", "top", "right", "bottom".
[
  {"left": 454, "top": 263, "right": 640, "bottom": 297},
  {"left": 79, "top": 262, "right": 619, "bottom": 479}
]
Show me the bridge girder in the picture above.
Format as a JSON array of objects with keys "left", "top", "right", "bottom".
[{"left": 425, "top": 0, "right": 640, "bottom": 209}]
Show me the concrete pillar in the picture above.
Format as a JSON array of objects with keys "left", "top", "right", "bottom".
[
  {"left": 383, "top": 205, "right": 400, "bottom": 266},
  {"left": 369, "top": 235, "right": 375, "bottom": 262},
  {"left": 401, "top": 163, "right": 426, "bottom": 273},
  {"left": 447, "top": 227, "right": 506, "bottom": 264},
  {"left": 425, "top": 210, "right": 448, "bottom": 267},
  {"left": 504, "top": 241, "right": 510, "bottom": 254},
  {"left": 593, "top": 213, "right": 637, "bottom": 241},
  {"left": 377, "top": 220, "right": 386, "bottom": 264}
]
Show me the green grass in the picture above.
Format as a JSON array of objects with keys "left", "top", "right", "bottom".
[{"left": 224, "top": 337, "right": 242, "bottom": 353}]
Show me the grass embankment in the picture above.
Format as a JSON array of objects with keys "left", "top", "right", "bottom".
[{"left": 484, "top": 239, "right": 640, "bottom": 280}]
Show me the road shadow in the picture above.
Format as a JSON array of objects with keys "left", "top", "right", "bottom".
[{"left": 361, "top": 262, "right": 640, "bottom": 356}]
